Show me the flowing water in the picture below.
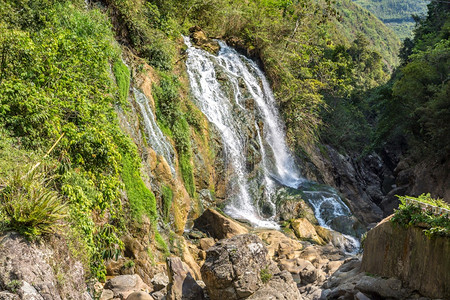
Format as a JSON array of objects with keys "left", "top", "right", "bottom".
[
  {"left": 134, "top": 88, "right": 176, "bottom": 175},
  {"left": 184, "top": 36, "right": 359, "bottom": 247}
]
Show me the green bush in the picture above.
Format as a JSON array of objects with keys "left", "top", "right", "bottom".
[
  {"left": 391, "top": 194, "right": 450, "bottom": 237},
  {"left": 0, "top": 168, "right": 68, "bottom": 238},
  {"left": 260, "top": 266, "right": 272, "bottom": 284}
]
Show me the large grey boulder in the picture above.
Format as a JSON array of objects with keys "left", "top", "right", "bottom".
[{"left": 201, "top": 234, "right": 301, "bottom": 300}]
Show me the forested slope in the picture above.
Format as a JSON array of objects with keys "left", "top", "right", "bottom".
[{"left": 353, "top": 0, "right": 429, "bottom": 39}]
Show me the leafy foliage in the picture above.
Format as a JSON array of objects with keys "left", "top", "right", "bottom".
[
  {"left": 161, "top": 184, "right": 173, "bottom": 223},
  {"left": 373, "top": 1, "right": 450, "bottom": 159},
  {"left": 0, "top": 0, "right": 162, "bottom": 280},
  {"left": 391, "top": 194, "right": 450, "bottom": 237}
]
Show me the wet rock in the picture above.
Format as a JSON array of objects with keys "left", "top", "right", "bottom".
[
  {"left": 193, "top": 208, "right": 248, "bottom": 240},
  {"left": 201, "top": 234, "right": 300, "bottom": 300},
  {"left": 104, "top": 275, "right": 150, "bottom": 299},
  {"left": 328, "top": 216, "right": 365, "bottom": 238},
  {"left": 166, "top": 257, "right": 205, "bottom": 300},
  {"left": 276, "top": 187, "right": 317, "bottom": 223}
]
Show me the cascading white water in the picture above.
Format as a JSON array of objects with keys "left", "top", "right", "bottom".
[
  {"left": 184, "top": 37, "right": 357, "bottom": 238},
  {"left": 134, "top": 88, "right": 176, "bottom": 175}
]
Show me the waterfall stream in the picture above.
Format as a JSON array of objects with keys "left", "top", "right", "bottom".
[
  {"left": 134, "top": 88, "right": 176, "bottom": 175},
  {"left": 184, "top": 37, "right": 359, "bottom": 247}
]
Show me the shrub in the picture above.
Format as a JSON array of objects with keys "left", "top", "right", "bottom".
[
  {"left": 260, "top": 266, "right": 272, "bottom": 284},
  {"left": 391, "top": 194, "right": 450, "bottom": 237},
  {"left": 0, "top": 168, "right": 68, "bottom": 238}
]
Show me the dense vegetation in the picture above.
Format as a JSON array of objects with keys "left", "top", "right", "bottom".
[
  {"left": 353, "top": 0, "right": 429, "bottom": 40},
  {"left": 391, "top": 194, "right": 449, "bottom": 237},
  {"left": 373, "top": 0, "right": 450, "bottom": 161},
  {"left": 0, "top": 0, "right": 162, "bottom": 280}
]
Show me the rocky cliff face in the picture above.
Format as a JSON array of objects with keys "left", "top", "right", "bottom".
[
  {"left": 0, "top": 233, "right": 91, "bottom": 299},
  {"left": 361, "top": 216, "right": 450, "bottom": 299}
]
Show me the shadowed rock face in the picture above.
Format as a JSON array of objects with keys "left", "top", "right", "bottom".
[
  {"left": 200, "top": 234, "right": 300, "bottom": 300},
  {"left": 361, "top": 216, "right": 450, "bottom": 299}
]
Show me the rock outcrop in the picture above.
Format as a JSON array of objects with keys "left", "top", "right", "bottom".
[
  {"left": 103, "top": 275, "right": 151, "bottom": 299},
  {"left": 193, "top": 208, "right": 248, "bottom": 239},
  {"left": 200, "top": 234, "right": 300, "bottom": 300},
  {"left": 0, "top": 233, "right": 91, "bottom": 300},
  {"left": 361, "top": 216, "right": 450, "bottom": 299},
  {"left": 189, "top": 26, "right": 220, "bottom": 54}
]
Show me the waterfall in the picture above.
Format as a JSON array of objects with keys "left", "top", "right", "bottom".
[
  {"left": 184, "top": 37, "right": 356, "bottom": 236},
  {"left": 134, "top": 88, "right": 176, "bottom": 175}
]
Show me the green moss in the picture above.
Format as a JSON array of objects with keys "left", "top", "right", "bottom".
[
  {"left": 152, "top": 74, "right": 196, "bottom": 197},
  {"left": 112, "top": 60, "right": 131, "bottom": 104},
  {"left": 155, "top": 230, "right": 170, "bottom": 257},
  {"left": 161, "top": 184, "right": 173, "bottom": 223},
  {"left": 121, "top": 152, "right": 157, "bottom": 223}
]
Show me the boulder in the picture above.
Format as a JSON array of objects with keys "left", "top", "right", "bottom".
[
  {"left": 275, "top": 187, "right": 317, "bottom": 223},
  {"left": 166, "top": 257, "right": 205, "bottom": 300},
  {"left": 198, "top": 238, "right": 215, "bottom": 251},
  {"left": 355, "top": 276, "right": 410, "bottom": 299},
  {"left": 151, "top": 273, "right": 169, "bottom": 292},
  {"left": 247, "top": 270, "right": 302, "bottom": 300},
  {"left": 181, "top": 239, "right": 202, "bottom": 280},
  {"left": 126, "top": 291, "right": 153, "bottom": 300},
  {"left": 189, "top": 26, "right": 220, "bottom": 54},
  {"left": 104, "top": 275, "right": 150, "bottom": 299},
  {"left": 201, "top": 234, "right": 300, "bottom": 300},
  {"left": 193, "top": 208, "right": 248, "bottom": 240},
  {"left": 256, "top": 230, "right": 303, "bottom": 260},
  {"left": 99, "top": 289, "right": 114, "bottom": 300},
  {"left": 291, "top": 218, "right": 324, "bottom": 245}
]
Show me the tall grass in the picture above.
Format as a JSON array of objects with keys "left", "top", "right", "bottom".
[{"left": 0, "top": 168, "right": 67, "bottom": 238}]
